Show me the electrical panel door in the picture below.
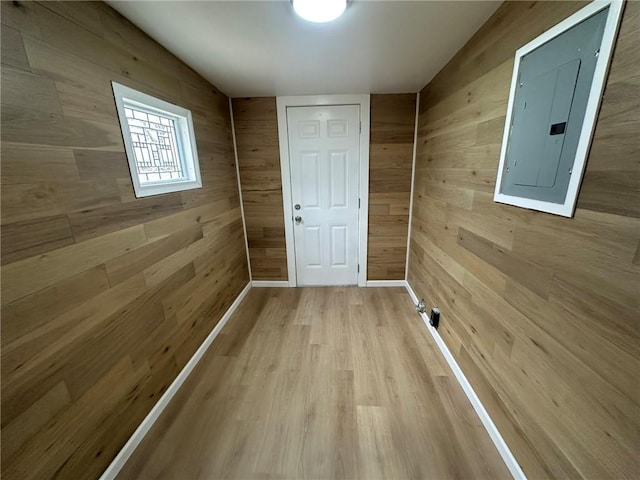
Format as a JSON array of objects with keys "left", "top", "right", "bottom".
[{"left": 499, "top": 8, "right": 608, "bottom": 204}]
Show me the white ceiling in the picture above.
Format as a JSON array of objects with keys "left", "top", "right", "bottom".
[{"left": 108, "top": 1, "right": 502, "bottom": 98}]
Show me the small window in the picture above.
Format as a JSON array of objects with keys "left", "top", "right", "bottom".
[{"left": 112, "top": 82, "right": 202, "bottom": 198}]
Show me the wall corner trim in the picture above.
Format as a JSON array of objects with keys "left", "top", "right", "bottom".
[
  {"left": 99, "top": 282, "right": 252, "bottom": 480},
  {"left": 251, "top": 280, "right": 290, "bottom": 288},
  {"left": 404, "top": 91, "right": 420, "bottom": 281},
  {"left": 229, "top": 98, "right": 253, "bottom": 282},
  {"left": 404, "top": 281, "right": 527, "bottom": 480}
]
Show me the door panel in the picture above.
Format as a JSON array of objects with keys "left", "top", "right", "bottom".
[
  {"left": 301, "top": 152, "right": 320, "bottom": 208},
  {"left": 330, "top": 225, "right": 347, "bottom": 266},
  {"left": 302, "top": 226, "right": 321, "bottom": 267},
  {"left": 328, "top": 119, "right": 348, "bottom": 137},
  {"left": 329, "top": 150, "right": 348, "bottom": 207},
  {"left": 299, "top": 120, "right": 320, "bottom": 138},
  {"left": 287, "top": 105, "right": 360, "bottom": 286}
]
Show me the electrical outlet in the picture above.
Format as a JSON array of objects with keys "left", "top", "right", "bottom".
[{"left": 429, "top": 308, "right": 440, "bottom": 329}]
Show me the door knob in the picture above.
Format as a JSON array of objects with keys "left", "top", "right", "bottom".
[{"left": 295, "top": 216, "right": 302, "bottom": 224}]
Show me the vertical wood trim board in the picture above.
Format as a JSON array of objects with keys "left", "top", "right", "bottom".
[
  {"left": 229, "top": 98, "right": 252, "bottom": 281},
  {"left": 367, "top": 94, "right": 416, "bottom": 280},
  {"left": 0, "top": 2, "right": 250, "bottom": 479},
  {"left": 407, "top": 1, "right": 639, "bottom": 478},
  {"left": 231, "top": 97, "right": 288, "bottom": 281},
  {"left": 405, "top": 92, "right": 420, "bottom": 281}
]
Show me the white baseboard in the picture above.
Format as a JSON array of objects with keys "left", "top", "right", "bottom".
[
  {"left": 251, "top": 280, "right": 409, "bottom": 288},
  {"left": 251, "top": 280, "right": 289, "bottom": 287},
  {"left": 99, "top": 282, "right": 252, "bottom": 480},
  {"left": 404, "top": 282, "right": 526, "bottom": 480},
  {"left": 365, "top": 280, "right": 409, "bottom": 288}
]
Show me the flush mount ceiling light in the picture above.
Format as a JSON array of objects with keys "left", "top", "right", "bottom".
[{"left": 292, "top": 0, "right": 347, "bottom": 23}]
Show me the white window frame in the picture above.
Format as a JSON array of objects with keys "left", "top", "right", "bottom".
[
  {"left": 493, "top": 0, "right": 624, "bottom": 217},
  {"left": 276, "top": 94, "right": 370, "bottom": 287},
  {"left": 112, "top": 82, "right": 202, "bottom": 198}
]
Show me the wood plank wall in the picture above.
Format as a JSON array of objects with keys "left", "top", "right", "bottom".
[
  {"left": 368, "top": 94, "right": 415, "bottom": 280},
  {"left": 407, "top": 1, "right": 640, "bottom": 478},
  {"left": 232, "top": 98, "right": 288, "bottom": 280},
  {"left": 0, "top": 2, "right": 249, "bottom": 479},
  {"left": 232, "top": 94, "right": 415, "bottom": 281}
]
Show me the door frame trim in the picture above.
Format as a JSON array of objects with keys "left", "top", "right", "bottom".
[{"left": 276, "top": 95, "right": 370, "bottom": 287}]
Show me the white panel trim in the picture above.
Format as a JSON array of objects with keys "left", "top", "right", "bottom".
[
  {"left": 405, "top": 92, "right": 420, "bottom": 281},
  {"left": 99, "top": 282, "right": 252, "bottom": 480},
  {"left": 111, "top": 82, "right": 203, "bottom": 198},
  {"left": 404, "top": 282, "right": 527, "bottom": 480},
  {"left": 367, "top": 280, "right": 407, "bottom": 287},
  {"left": 493, "top": 0, "right": 624, "bottom": 218},
  {"left": 229, "top": 98, "right": 252, "bottom": 282},
  {"left": 276, "top": 94, "right": 370, "bottom": 287},
  {"left": 252, "top": 280, "right": 290, "bottom": 288},
  {"left": 366, "top": 280, "right": 408, "bottom": 288}
]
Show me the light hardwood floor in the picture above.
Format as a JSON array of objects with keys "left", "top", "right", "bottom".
[{"left": 118, "top": 287, "right": 510, "bottom": 479}]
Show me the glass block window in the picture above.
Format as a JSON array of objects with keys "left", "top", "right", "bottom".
[
  {"left": 124, "top": 106, "right": 185, "bottom": 184},
  {"left": 112, "top": 82, "right": 202, "bottom": 198}
]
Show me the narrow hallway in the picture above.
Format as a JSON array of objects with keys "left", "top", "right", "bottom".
[{"left": 119, "top": 287, "right": 510, "bottom": 479}]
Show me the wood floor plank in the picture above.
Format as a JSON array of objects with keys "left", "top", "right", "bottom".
[{"left": 118, "top": 287, "right": 510, "bottom": 480}]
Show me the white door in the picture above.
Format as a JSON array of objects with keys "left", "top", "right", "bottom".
[{"left": 286, "top": 105, "right": 361, "bottom": 286}]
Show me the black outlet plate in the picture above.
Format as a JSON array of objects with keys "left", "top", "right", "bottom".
[{"left": 429, "top": 308, "right": 440, "bottom": 329}]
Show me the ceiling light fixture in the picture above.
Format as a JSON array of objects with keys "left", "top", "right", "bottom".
[{"left": 292, "top": 0, "right": 347, "bottom": 23}]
